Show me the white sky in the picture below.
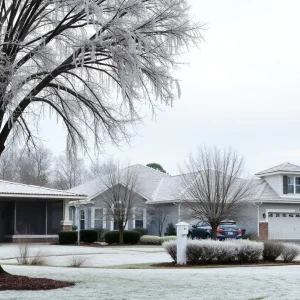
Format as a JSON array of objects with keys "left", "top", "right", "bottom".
[{"left": 41, "top": 0, "right": 300, "bottom": 175}]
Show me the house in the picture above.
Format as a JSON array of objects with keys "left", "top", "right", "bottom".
[
  {"left": 68, "top": 164, "right": 257, "bottom": 236},
  {"left": 254, "top": 162, "right": 300, "bottom": 240},
  {"left": 0, "top": 180, "right": 86, "bottom": 242}
]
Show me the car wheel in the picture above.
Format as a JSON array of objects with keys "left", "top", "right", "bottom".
[
  {"left": 188, "top": 232, "right": 194, "bottom": 240},
  {"left": 205, "top": 233, "right": 210, "bottom": 239}
]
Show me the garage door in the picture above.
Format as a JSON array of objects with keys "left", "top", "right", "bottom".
[{"left": 268, "top": 213, "right": 300, "bottom": 239}]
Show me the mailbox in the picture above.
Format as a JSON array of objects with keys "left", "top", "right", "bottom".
[{"left": 176, "top": 222, "right": 189, "bottom": 235}]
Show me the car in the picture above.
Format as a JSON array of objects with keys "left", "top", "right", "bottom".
[{"left": 188, "top": 220, "right": 243, "bottom": 240}]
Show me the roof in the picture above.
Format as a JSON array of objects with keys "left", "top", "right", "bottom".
[
  {"left": 69, "top": 164, "right": 169, "bottom": 202},
  {"left": 256, "top": 162, "right": 300, "bottom": 176},
  {"left": 0, "top": 180, "right": 86, "bottom": 199}
]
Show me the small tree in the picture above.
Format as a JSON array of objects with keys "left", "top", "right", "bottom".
[
  {"left": 148, "top": 207, "right": 169, "bottom": 237},
  {"left": 102, "top": 163, "right": 140, "bottom": 245},
  {"left": 146, "top": 163, "right": 166, "bottom": 173},
  {"left": 179, "top": 146, "right": 254, "bottom": 240}
]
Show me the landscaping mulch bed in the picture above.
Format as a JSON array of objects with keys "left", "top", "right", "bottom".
[
  {"left": 152, "top": 261, "right": 300, "bottom": 268},
  {"left": 0, "top": 273, "right": 75, "bottom": 291}
]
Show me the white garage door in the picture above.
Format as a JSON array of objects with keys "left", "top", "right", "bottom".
[{"left": 268, "top": 213, "right": 300, "bottom": 239}]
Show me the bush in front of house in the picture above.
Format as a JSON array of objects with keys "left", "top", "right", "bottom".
[
  {"left": 140, "top": 235, "right": 176, "bottom": 245},
  {"left": 58, "top": 231, "right": 77, "bottom": 245},
  {"left": 162, "top": 240, "right": 177, "bottom": 262},
  {"left": 262, "top": 241, "right": 284, "bottom": 262},
  {"left": 104, "top": 230, "right": 141, "bottom": 244},
  {"left": 165, "top": 223, "right": 176, "bottom": 236},
  {"left": 133, "top": 228, "right": 148, "bottom": 236},
  {"left": 80, "top": 229, "right": 98, "bottom": 243},
  {"left": 216, "top": 241, "right": 240, "bottom": 263},
  {"left": 233, "top": 240, "right": 264, "bottom": 263},
  {"left": 281, "top": 243, "right": 300, "bottom": 262},
  {"left": 91, "top": 228, "right": 109, "bottom": 241}
]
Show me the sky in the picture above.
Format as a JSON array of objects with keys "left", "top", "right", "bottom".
[{"left": 41, "top": 0, "right": 300, "bottom": 176}]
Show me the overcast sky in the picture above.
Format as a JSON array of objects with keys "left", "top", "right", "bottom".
[{"left": 41, "top": 0, "right": 300, "bottom": 176}]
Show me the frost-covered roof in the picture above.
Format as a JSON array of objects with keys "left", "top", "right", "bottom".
[
  {"left": 69, "top": 164, "right": 169, "bottom": 201},
  {"left": 256, "top": 162, "right": 300, "bottom": 176},
  {"left": 0, "top": 180, "right": 86, "bottom": 199}
]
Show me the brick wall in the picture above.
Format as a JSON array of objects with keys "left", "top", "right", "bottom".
[{"left": 259, "top": 222, "right": 268, "bottom": 240}]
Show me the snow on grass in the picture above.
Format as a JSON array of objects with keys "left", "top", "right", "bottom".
[{"left": 2, "top": 265, "right": 300, "bottom": 299}]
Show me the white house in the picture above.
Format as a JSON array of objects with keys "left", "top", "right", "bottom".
[{"left": 254, "top": 162, "right": 300, "bottom": 240}]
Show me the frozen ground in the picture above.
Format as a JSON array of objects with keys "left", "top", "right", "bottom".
[
  {"left": 0, "top": 243, "right": 171, "bottom": 267},
  {"left": 2, "top": 264, "right": 300, "bottom": 300}
]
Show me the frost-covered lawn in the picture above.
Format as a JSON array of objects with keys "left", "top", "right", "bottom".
[
  {"left": 2, "top": 265, "right": 300, "bottom": 300},
  {"left": 0, "top": 244, "right": 170, "bottom": 267}
]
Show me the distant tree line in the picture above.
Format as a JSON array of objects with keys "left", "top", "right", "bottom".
[{"left": 0, "top": 145, "right": 104, "bottom": 189}]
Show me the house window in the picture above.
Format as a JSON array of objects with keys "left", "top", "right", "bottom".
[
  {"left": 94, "top": 209, "right": 103, "bottom": 229},
  {"left": 80, "top": 210, "right": 85, "bottom": 230},
  {"left": 135, "top": 208, "right": 143, "bottom": 228},
  {"left": 286, "top": 176, "right": 300, "bottom": 194}
]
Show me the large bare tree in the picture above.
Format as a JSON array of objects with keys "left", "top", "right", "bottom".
[
  {"left": 179, "top": 146, "right": 254, "bottom": 240},
  {"left": 148, "top": 206, "right": 169, "bottom": 237},
  {"left": 0, "top": 0, "right": 203, "bottom": 155},
  {"left": 101, "top": 162, "right": 140, "bottom": 244}
]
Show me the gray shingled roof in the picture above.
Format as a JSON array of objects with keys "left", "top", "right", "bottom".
[
  {"left": 69, "top": 164, "right": 169, "bottom": 201},
  {"left": 256, "top": 162, "right": 300, "bottom": 176},
  {"left": 0, "top": 180, "right": 86, "bottom": 198}
]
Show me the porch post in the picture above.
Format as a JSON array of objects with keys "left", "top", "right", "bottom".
[{"left": 60, "top": 199, "right": 72, "bottom": 231}]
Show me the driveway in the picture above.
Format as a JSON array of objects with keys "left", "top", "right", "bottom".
[{"left": 0, "top": 243, "right": 171, "bottom": 267}]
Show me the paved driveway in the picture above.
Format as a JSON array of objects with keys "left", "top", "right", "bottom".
[{"left": 0, "top": 243, "right": 171, "bottom": 267}]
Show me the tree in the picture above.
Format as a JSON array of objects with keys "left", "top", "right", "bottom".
[
  {"left": 146, "top": 163, "right": 166, "bottom": 173},
  {"left": 53, "top": 153, "right": 87, "bottom": 189},
  {"left": 17, "top": 146, "right": 53, "bottom": 186},
  {"left": 101, "top": 162, "right": 140, "bottom": 244},
  {"left": 179, "top": 146, "right": 254, "bottom": 240},
  {"left": 0, "top": 0, "right": 203, "bottom": 156},
  {"left": 0, "top": 147, "right": 17, "bottom": 181},
  {"left": 148, "top": 206, "right": 169, "bottom": 237}
]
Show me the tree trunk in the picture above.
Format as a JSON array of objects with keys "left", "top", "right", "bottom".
[
  {"left": 0, "top": 265, "right": 8, "bottom": 275},
  {"left": 211, "top": 224, "right": 218, "bottom": 240},
  {"left": 119, "top": 227, "right": 124, "bottom": 245}
]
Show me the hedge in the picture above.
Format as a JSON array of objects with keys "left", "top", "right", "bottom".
[
  {"left": 80, "top": 229, "right": 98, "bottom": 243},
  {"left": 104, "top": 230, "right": 141, "bottom": 244},
  {"left": 140, "top": 235, "right": 176, "bottom": 245},
  {"left": 58, "top": 231, "right": 77, "bottom": 245}
]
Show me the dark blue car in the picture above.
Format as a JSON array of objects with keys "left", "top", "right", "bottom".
[{"left": 188, "top": 220, "right": 243, "bottom": 240}]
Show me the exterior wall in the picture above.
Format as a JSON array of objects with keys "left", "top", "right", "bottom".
[
  {"left": 258, "top": 203, "right": 300, "bottom": 222},
  {"left": 5, "top": 236, "right": 58, "bottom": 243},
  {"left": 259, "top": 222, "right": 268, "bottom": 239},
  {"left": 263, "top": 174, "right": 282, "bottom": 195}
]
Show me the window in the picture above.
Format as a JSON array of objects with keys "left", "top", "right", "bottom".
[
  {"left": 275, "top": 214, "right": 280, "bottom": 217},
  {"left": 94, "top": 209, "right": 103, "bottom": 229},
  {"left": 286, "top": 176, "right": 300, "bottom": 194},
  {"left": 80, "top": 210, "right": 85, "bottom": 230},
  {"left": 135, "top": 208, "right": 143, "bottom": 228}
]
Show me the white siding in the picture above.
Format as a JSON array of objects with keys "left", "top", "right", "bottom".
[{"left": 263, "top": 175, "right": 282, "bottom": 195}]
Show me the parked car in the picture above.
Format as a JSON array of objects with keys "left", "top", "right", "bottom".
[{"left": 188, "top": 220, "right": 243, "bottom": 240}]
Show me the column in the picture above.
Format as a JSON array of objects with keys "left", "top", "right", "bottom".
[
  {"left": 91, "top": 207, "right": 95, "bottom": 229},
  {"left": 103, "top": 208, "right": 107, "bottom": 229},
  {"left": 60, "top": 199, "right": 73, "bottom": 231},
  {"left": 143, "top": 208, "right": 147, "bottom": 229},
  {"left": 132, "top": 207, "right": 136, "bottom": 229}
]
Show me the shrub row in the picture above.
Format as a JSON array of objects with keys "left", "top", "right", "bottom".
[
  {"left": 140, "top": 235, "right": 176, "bottom": 245},
  {"left": 104, "top": 230, "right": 141, "bottom": 244},
  {"left": 58, "top": 230, "right": 98, "bottom": 244},
  {"left": 163, "top": 240, "right": 300, "bottom": 264}
]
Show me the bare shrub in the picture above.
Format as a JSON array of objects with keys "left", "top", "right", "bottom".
[
  {"left": 16, "top": 243, "right": 30, "bottom": 265},
  {"left": 263, "top": 241, "right": 284, "bottom": 262},
  {"left": 186, "top": 241, "right": 202, "bottom": 264},
  {"left": 216, "top": 241, "right": 239, "bottom": 263},
  {"left": 162, "top": 241, "right": 177, "bottom": 262},
  {"left": 282, "top": 243, "right": 300, "bottom": 263},
  {"left": 68, "top": 256, "right": 87, "bottom": 267},
  {"left": 233, "top": 240, "right": 263, "bottom": 263},
  {"left": 30, "top": 249, "right": 48, "bottom": 266}
]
